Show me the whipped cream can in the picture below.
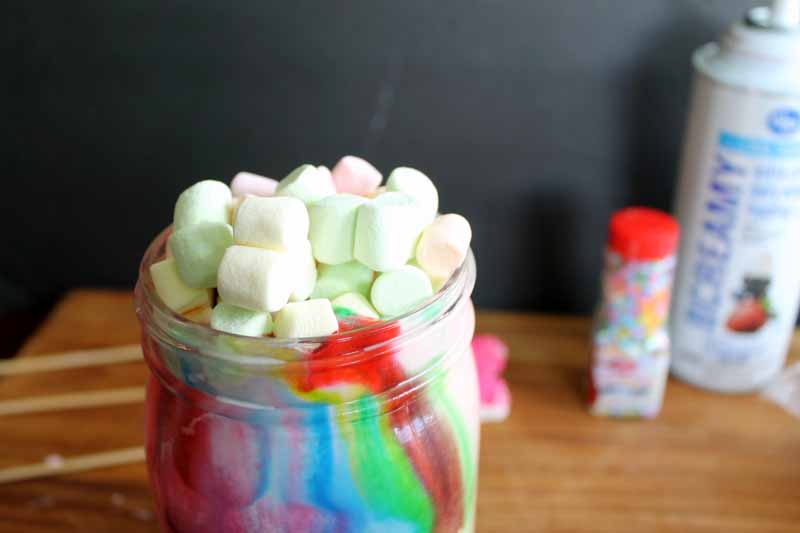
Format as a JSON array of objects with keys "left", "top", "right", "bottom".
[{"left": 671, "top": 1, "right": 800, "bottom": 392}]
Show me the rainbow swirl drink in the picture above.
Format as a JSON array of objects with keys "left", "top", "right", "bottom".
[{"left": 135, "top": 230, "right": 480, "bottom": 533}]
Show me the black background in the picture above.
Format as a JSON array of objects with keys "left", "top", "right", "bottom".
[{"left": 1, "top": 1, "right": 758, "bottom": 313}]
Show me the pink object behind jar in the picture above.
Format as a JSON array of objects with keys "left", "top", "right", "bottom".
[{"left": 472, "top": 334, "right": 510, "bottom": 422}]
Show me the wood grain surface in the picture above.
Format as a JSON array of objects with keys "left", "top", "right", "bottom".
[{"left": 0, "top": 289, "right": 798, "bottom": 532}]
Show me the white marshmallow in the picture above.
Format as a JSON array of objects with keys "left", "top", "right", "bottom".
[
  {"left": 233, "top": 196, "right": 309, "bottom": 252},
  {"left": 230, "top": 172, "right": 278, "bottom": 197},
  {"left": 289, "top": 240, "right": 317, "bottom": 302},
  {"left": 386, "top": 167, "right": 438, "bottom": 224},
  {"left": 310, "top": 261, "right": 375, "bottom": 300},
  {"left": 353, "top": 192, "right": 425, "bottom": 272},
  {"left": 331, "top": 292, "right": 379, "bottom": 320},
  {"left": 168, "top": 222, "right": 234, "bottom": 288},
  {"left": 317, "top": 165, "right": 333, "bottom": 185},
  {"left": 415, "top": 213, "right": 472, "bottom": 280},
  {"left": 308, "top": 194, "right": 367, "bottom": 265},
  {"left": 275, "top": 164, "right": 336, "bottom": 205},
  {"left": 217, "top": 245, "right": 295, "bottom": 312},
  {"left": 273, "top": 299, "right": 339, "bottom": 338},
  {"left": 211, "top": 302, "right": 273, "bottom": 336},
  {"left": 173, "top": 180, "right": 232, "bottom": 231},
  {"left": 370, "top": 265, "right": 433, "bottom": 317},
  {"left": 228, "top": 195, "right": 249, "bottom": 225},
  {"left": 149, "top": 257, "right": 213, "bottom": 313}
]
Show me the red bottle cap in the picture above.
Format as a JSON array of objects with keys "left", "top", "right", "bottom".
[{"left": 608, "top": 207, "right": 679, "bottom": 261}]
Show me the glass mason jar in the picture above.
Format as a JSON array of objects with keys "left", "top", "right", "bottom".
[{"left": 134, "top": 229, "right": 480, "bottom": 533}]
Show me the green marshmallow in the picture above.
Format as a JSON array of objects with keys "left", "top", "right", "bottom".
[
  {"left": 173, "top": 180, "right": 232, "bottom": 231},
  {"left": 370, "top": 264, "right": 433, "bottom": 317},
  {"left": 211, "top": 302, "right": 273, "bottom": 337},
  {"left": 310, "top": 261, "right": 374, "bottom": 301},
  {"left": 149, "top": 257, "right": 212, "bottom": 313},
  {"left": 308, "top": 193, "right": 367, "bottom": 265},
  {"left": 332, "top": 292, "right": 379, "bottom": 319},
  {"left": 168, "top": 222, "right": 234, "bottom": 288},
  {"left": 275, "top": 164, "right": 336, "bottom": 205}
]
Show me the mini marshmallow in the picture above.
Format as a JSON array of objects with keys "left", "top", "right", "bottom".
[
  {"left": 310, "top": 261, "right": 374, "bottom": 300},
  {"left": 183, "top": 303, "right": 213, "bottom": 325},
  {"left": 289, "top": 240, "right": 317, "bottom": 302},
  {"left": 234, "top": 196, "right": 309, "bottom": 252},
  {"left": 217, "top": 245, "right": 295, "bottom": 312},
  {"left": 211, "top": 302, "right": 273, "bottom": 336},
  {"left": 409, "top": 258, "right": 448, "bottom": 292},
  {"left": 353, "top": 192, "right": 425, "bottom": 272},
  {"left": 386, "top": 167, "right": 438, "bottom": 224},
  {"left": 230, "top": 172, "right": 279, "bottom": 197},
  {"left": 431, "top": 275, "right": 448, "bottom": 293},
  {"left": 275, "top": 164, "right": 336, "bottom": 205},
  {"left": 415, "top": 213, "right": 472, "bottom": 280},
  {"left": 331, "top": 292, "right": 379, "bottom": 320},
  {"left": 365, "top": 186, "right": 386, "bottom": 199},
  {"left": 331, "top": 156, "right": 382, "bottom": 196},
  {"left": 173, "top": 180, "right": 232, "bottom": 231},
  {"left": 308, "top": 194, "right": 367, "bottom": 265},
  {"left": 150, "top": 257, "right": 213, "bottom": 313},
  {"left": 228, "top": 195, "right": 249, "bottom": 225},
  {"left": 273, "top": 299, "right": 339, "bottom": 338},
  {"left": 168, "top": 222, "right": 234, "bottom": 288},
  {"left": 370, "top": 264, "right": 433, "bottom": 317},
  {"left": 317, "top": 165, "right": 333, "bottom": 185}
]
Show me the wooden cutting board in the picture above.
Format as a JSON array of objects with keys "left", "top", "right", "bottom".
[{"left": 0, "top": 289, "right": 798, "bottom": 532}]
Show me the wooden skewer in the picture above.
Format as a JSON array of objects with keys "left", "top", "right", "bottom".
[
  {"left": 0, "top": 344, "right": 142, "bottom": 376},
  {"left": 0, "top": 345, "right": 148, "bottom": 484},
  {"left": 0, "top": 387, "right": 145, "bottom": 417},
  {"left": 0, "top": 446, "right": 146, "bottom": 484}
]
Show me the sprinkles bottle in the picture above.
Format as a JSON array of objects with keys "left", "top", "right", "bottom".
[{"left": 588, "top": 207, "right": 680, "bottom": 418}]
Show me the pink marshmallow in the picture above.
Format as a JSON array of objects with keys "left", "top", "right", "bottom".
[
  {"left": 331, "top": 156, "right": 383, "bottom": 196},
  {"left": 472, "top": 334, "right": 511, "bottom": 422},
  {"left": 230, "top": 172, "right": 279, "bottom": 197}
]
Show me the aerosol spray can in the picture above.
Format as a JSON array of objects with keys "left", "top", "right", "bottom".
[{"left": 671, "top": 0, "right": 800, "bottom": 392}]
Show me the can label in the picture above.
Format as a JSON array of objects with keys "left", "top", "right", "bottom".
[{"left": 671, "top": 74, "right": 800, "bottom": 391}]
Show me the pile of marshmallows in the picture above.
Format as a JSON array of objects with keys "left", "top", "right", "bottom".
[{"left": 149, "top": 156, "right": 472, "bottom": 339}]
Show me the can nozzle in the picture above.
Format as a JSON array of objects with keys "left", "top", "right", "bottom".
[{"left": 772, "top": 0, "right": 800, "bottom": 29}]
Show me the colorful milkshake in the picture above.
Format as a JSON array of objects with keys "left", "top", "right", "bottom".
[{"left": 136, "top": 228, "right": 480, "bottom": 533}]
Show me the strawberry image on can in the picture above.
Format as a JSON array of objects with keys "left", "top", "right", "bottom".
[{"left": 725, "top": 269, "right": 775, "bottom": 334}]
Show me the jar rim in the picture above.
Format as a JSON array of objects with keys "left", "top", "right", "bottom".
[{"left": 134, "top": 226, "right": 476, "bottom": 368}]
